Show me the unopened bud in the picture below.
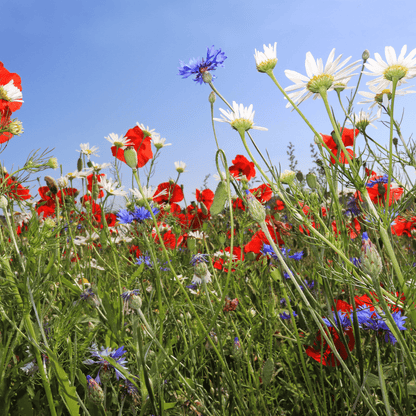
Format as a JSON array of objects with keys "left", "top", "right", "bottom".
[
  {"left": 393, "top": 137, "right": 398, "bottom": 147},
  {"left": 202, "top": 72, "right": 212, "bottom": 83},
  {"left": 86, "top": 375, "right": 104, "bottom": 405},
  {"left": 296, "top": 171, "right": 304, "bottom": 182},
  {"left": 47, "top": 157, "right": 58, "bottom": 170},
  {"left": 77, "top": 157, "right": 83, "bottom": 171},
  {"left": 9, "top": 119, "right": 23, "bottom": 136},
  {"left": 45, "top": 176, "right": 58, "bottom": 194},
  {"left": 209, "top": 92, "right": 216, "bottom": 103},
  {"left": 124, "top": 147, "right": 138, "bottom": 169},
  {"left": 0, "top": 195, "right": 8, "bottom": 210},
  {"left": 362, "top": 49, "right": 370, "bottom": 61},
  {"left": 280, "top": 170, "right": 296, "bottom": 185},
  {"left": 245, "top": 190, "right": 266, "bottom": 223},
  {"left": 129, "top": 294, "right": 142, "bottom": 309},
  {"left": 306, "top": 173, "right": 317, "bottom": 189},
  {"left": 360, "top": 232, "right": 382, "bottom": 278}
]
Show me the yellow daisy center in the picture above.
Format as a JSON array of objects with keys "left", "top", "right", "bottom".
[
  {"left": 0, "top": 86, "right": 11, "bottom": 101},
  {"left": 375, "top": 89, "right": 392, "bottom": 103},
  {"left": 383, "top": 64, "right": 408, "bottom": 81},
  {"left": 231, "top": 118, "right": 253, "bottom": 132},
  {"left": 256, "top": 58, "right": 278, "bottom": 73},
  {"left": 307, "top": 74, "right": 334, "bottom": 93}
]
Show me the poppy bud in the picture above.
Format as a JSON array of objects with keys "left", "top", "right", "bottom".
[
  {"left": 306, "top": 173, "right": 317, "bottom": 189},
  {"left": 209, "top": 92, "right": 216, "bottom": 103},
  {"left": 360, "top": 232, "right": 382, "bottom": 278},
  {"left": 393, "top": 137, "right": 398, "bottom": 147},
  {"left": 77, "top": 157, "right": 83, "bottom": 172},
  {"left": 124, "top": 147, "right": 138, "bottom": 169},
  {"left": 44, "top": 176, "right": 58, "bottom": 194},
  {"left": 296, "top": 171, "right": 304, "bottom": 182},
  {"left": 245, "top": 190, "right": 266, "bottom": 223}
]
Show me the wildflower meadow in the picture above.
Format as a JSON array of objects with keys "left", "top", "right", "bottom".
[{"left": 2, "top": 43, "right": 416, "bottom": 415}]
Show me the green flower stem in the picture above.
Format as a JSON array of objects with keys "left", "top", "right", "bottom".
[
  {"left": 384, "top": 78, "right": 398, "bottom": 224},
  {"left": 208, "top": 81, "right": 233, "bottom": 111},
  {"left": 132, "top": 169, "right": 248, "bottom": 412}
]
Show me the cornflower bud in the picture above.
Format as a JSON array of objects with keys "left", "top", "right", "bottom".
[
  {"left": 245, "top": 190, "right": 266, "bottom": 223},
  {"left": 360, "top": 232, "right": 382, "bottom": 278},
  {"left": 124, "top": 147, "right": 138, "bottom": 169},
  {"left": 86, "top": 375, "right": 104, "bottom": 405},
  {"left": 209, "top": 92, "right": 216, "bottom": 103}
]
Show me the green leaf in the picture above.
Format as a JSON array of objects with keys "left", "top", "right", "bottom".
[
  {"left": 210, "top": 181, "right": 228, "bottom": 216},
  {"left": 262, "top": 358, "right": 274, "bottom": 387},
  {"left": 407, "top": 381, "right": 416, "bottom": 395},
  {"left": 128, "top": 262, "right": 145, "bottom": 287},
  {"left": 44, "top": 347, "right": 80, "bottom": 416},
  {"left": 163, "top": 402, "right": 176, "bottom": 410},
  {"left": 17, "top": 393, "right": 33, "bottom": 416}
]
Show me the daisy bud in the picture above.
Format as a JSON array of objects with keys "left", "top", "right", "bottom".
[
  {"left": 360, "top": 232, "right": 382, "bottom": 278},
  {"left": 209, "top": 92, "right": 216, "bottom": 103},
  {"left": 86, "top": 375, "right": 104, "bottom": 405},
  {"left": 9, "top": 119, "right": 23, "bottom": 136},
  {"left": 202, "top": 72, "right": 213, "bottom": 83},
  {"left": 306, "top": 173, "right": 317, "bottom": 189},
  {"left": 280, "top": 170, "right": 296, "bottom": 185},
  {"left": 77, "top": 157, "right": 83, "bottom": 172},
  {"left": 0, "top": 195, "right": 8, "bottom": 210},
  {"left": 47, "top": 158, "right": 58, "bottom": 170},
  {"left": 124, "top": 147, "right": 138, "bottom": 170},
  {"left": 245, "top": 190, "right": 266, "bottom": 223},
  {"left": 362, "top": 49, "right": 370, "bottom": 61}
]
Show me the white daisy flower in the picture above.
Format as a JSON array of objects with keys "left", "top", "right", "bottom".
[
  {"left": 136, "top": 122, "right": 157, "bottom": 138},
  {"left": 100, "top": 176, "right": 127, "bottom": 197},
  {"left": 174, "top": 161, "right": 186, "bottom": 173},
  {"left": 77, "top": 143, "right": 99, "bottom": 159},
  {"left": 188, "top": 231, "right": 208, "bottom": 239},
  {"left": 152, "top": 133, "right": 172, "bottom": 149},
  {"left": 284, "top": 48, "right": 360, "bottom": 107},
  {"left": 213, "top": 171, "right": 227, "bottom": 181},
  {"left": 358, "top": 84, "right": 416, "bottom": 118},
  {"left": 105, "top": 133, "right": 132, "bottom": 148},
  {"left": 363, "top": 45, "right": 416, "bottom": 90},
  {"left": 214, "top": 101, "right": 268, "bottom": 132},
  {"left": 90, "top": 161, "right": 112, "bottom": 172},
  {"left": 130, "top": 185, "right": 167, "bottom": 200},
  {"left": 1, "top": 79, "right": 23, "bottom": 103},
  {"left": 65, "top": 168, "right": 92, "bottom": 181},
  {"left": 57, "top": 176, "right": 69, "bottom": 188},
  {"left": 74, "top": 231, "right": 100, "bottom": 246},
  {"left": 348, "top": 110, "right": 379, "bottom": 130},
  {"left": 254, "top": 42, "right": 278, "bottom": 73}
]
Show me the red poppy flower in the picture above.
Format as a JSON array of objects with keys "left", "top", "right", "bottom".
[
  {"left": 153, "top": 182, "right": 184, "bottom": 205},
  {"left": 321, "top": 128, "right": 358, "bottom": 164},
  {"left": 331, "top": 217, "right": 361, "bottom": 239},
  {"left": 196, "top": 188, "right": 215, "bottom": 211},
  {"left": 232, "top": 197, "right": 245, "bottom": 211},
  {"left": 0, "top": 108, "right": 13, "bottom": 144},
  {"left": 0, "top": 62, "right": 23, "bottom": 114},
  {"left": 0, "top": 174, "right": 31, "bottom": 201},
  {"left": 86, "top": 173, "right": 105, "bottom": 199},
  {"left": 250, "top": 183, "right": 272, "bottom": 203},
  {"left": 391, "top": 215, "right": 416, "bottom": 237},
  {"left": 306, "top": 327, "right": 355, "bottom": 367},
  {"left": 213, "top": 246, "right": 244, "bottom": 272},
  {"left": 229, "top": 155, "right": 256, "bottom": 180},
  {"left": 111, "top": 125, "right": 153, "bottom": 168},
  {"left": 274, "top": 200, "right": 285, "bottom": 211}
]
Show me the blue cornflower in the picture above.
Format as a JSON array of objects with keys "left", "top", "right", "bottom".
[
  {"left": 366, "top": 174, "right": 388, "bottom": 188},
  {"left": 117, "top": 209, "right": 134, "bottom": 224},
  {"left": 136, "top": 255, "right": 153, "bottom": 268},
  {"left": 80, "top": 288, "right": 100, "bottom": 308},
  {"left": 190, "top": 253, "right": 209, "bottom": 266},
  {"left": 234, "top": 337, "right": 241, "bottom": 350},
  {"left": 323, "top": 310, "right": 351, "bottom": 329},
  {"left": 261, "top": 244, "right": 278, "bottom": 260},
  {"left": 289, "top": 250, "right": 304, "bottom": 261},
  {"left": 83, "top": 344, "right": 128, "bottom": 385},
  {"left": 120, "top": 289, "right": 140, "bottom": 302},
  {"left": 299, "top": 280, "right": 315, "bottom": 291},
  {"left": 344, "top": 196, "right": 361, "bottom": 217},
  {"left": 350, "top": 257, "right": 361, "bottom": 267},
  {"left": 186, "top": 283, "right": 198, "bottom": 290},
  {"left": 280, "top": 311, "right": 297, "bottom": 320},
  {"left": 280, "top": 297, "right": 290, "bottom": 307},
  {"left": 178, "top": 46, "right": 227, "bottom": 85},
  {"left": 132, "top": 206, "right": 152, "bottom": 222}
]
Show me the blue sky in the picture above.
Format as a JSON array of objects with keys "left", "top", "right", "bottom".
[{"left": 3, "top": 0, "right": 416, "bottom": 204}]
